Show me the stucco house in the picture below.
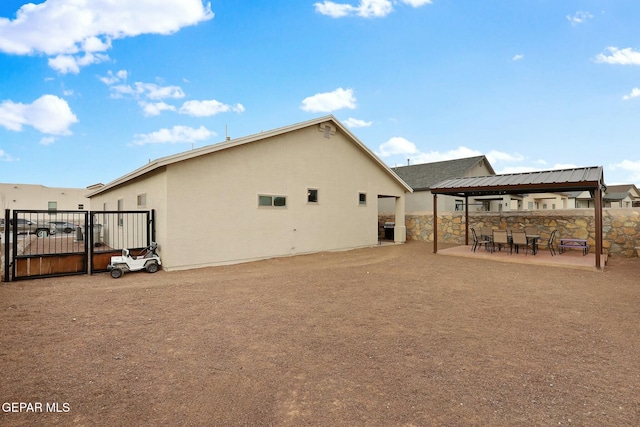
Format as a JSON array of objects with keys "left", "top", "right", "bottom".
[
  {"left": 0, "top": 183, "right": 94, "bottom": 211},
  {"left": 87, "top": 116, "right": 412, "bottom": 271},
  {"left": 603, "top": 184, "right": 640, "bottom": 208},
  {"left": 379, "top": 156, "right": 497, "bottom": 213}
]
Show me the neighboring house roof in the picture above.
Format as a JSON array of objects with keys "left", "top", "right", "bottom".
[
  {"left": 603, "top": 184, "right": 640, "bottom": 201},
  {"left": 391, "top": 156, "right": 495, "bottom": 192},
  {"left": 87, "top": 115, "right": 413, "bottom": 197},
  {"left": 431, "top": 166, "right": 606, "bottom": 196},
  {"left": 563, "top": 190, "right": 593, "bottom": 200}
]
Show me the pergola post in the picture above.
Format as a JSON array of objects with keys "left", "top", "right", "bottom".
[
  {"left": 595, "top": 186, "right": 603, "bottom": 269},
  {"left": 465, "top": 195, "right": 469, "bottom": 246},
  {"left": 433, "top": 193, "right": 438, "bottom": 253},
  {"left": 394, "top": 195, "right": 407, "bottom": 243}
]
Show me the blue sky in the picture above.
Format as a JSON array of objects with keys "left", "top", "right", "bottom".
[{"left": 1, "top": 0, "right": 639, "bottom": 189}]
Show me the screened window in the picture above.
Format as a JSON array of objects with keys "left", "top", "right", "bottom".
[
  {"left": 137, "top": 193, "right": 147, "bottom": 208},
  {"left": 307, "top": 189, "right": 318, "bottom": 203},
  {"left": 359, "top": 193, "right": 367, "bottom": 205},
  {"left": 117, "top": 199, "right": 124, "bottom": 226},
  {"left": 258, "top": 195, "right": 286, "bottom": 208},
  {"left": 48, "top": 201, "right": 57, "bottom": 212}
]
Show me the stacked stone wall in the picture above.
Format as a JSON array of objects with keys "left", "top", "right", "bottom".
[{"left": 380, "top": 208, "right": 640, "bottom": 257}]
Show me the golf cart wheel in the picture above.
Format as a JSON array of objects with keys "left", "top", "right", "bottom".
[
  {"left": 110, "top": 268, "right": 123, "bottom": 279},
  {"left": 36, "top": 229, "right": 49, "bottom": 238},
  {"left": 145, "top": 262, "right": 159, "bottom": 273}
]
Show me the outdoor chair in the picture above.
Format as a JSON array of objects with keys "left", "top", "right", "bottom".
[
  {"left": 492, "top": 230, "right": 511, "bottom": 253},
  {"left": 481, "top": 226, "right": 493, "bottom": 241},
  {"left": 511, "top": 230, "right": 530, "bottom": 255},
  {"left": 537, "top": 229, "right": 557, "bottom": 256},
  {"left": 471, "top": 228, "right": 492, "bottom": 252}
]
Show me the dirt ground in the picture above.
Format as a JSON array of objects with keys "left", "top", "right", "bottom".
[{"left": 1, "top": 242, "right": 639, "bottom": 426}]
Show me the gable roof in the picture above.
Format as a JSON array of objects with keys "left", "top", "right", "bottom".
[
  {"left": 430, "top": 166, "right": 606, "bottom": 196},
  {"left": 604, "top": 184, "right": 640, "bottom": 200},
  {"left": 87, "top": 115, "right": 412, "bottom": 197},
  {"left": 391, "top": 155, "right": 495, "bottom": 191}
]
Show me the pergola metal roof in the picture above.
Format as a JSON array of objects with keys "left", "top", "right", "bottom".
[
  {"left": 431, "top": 166, "right": 605, "bottom": 196},
  {"left": 430, "top": 166, "right": 607, "bottom": 269}
]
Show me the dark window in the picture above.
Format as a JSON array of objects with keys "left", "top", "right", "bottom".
[{"left": 307, "top": 189, "right": 318, "bottom": 203}]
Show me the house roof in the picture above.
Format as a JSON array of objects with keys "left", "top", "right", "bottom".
[
  {"left": 430, "top": 166, "right": 606, "bottom": 196},
  {"left": 604, "top": 184, "right": 640, "bottom": 200},
  {"left": 391, "top": 155, "right": 495, "bottom": 191},
  {"left": 87, "top": 115, "right": 413, "bottom": 197}
]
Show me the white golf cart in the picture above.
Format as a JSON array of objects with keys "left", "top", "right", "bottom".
[{"left": 107, "top": 242, "right": 161, "bottom": 279}]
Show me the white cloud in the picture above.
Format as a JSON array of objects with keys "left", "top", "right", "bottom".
[
  {"left": 99, "top": 69, "right": 128, "bottom": 85},
  {"left": 314, "top": 0, "right": 431, "bottom": 18},
  {"left": 48, "top": 51, "right": 109, "bottom": 74},
  {"left": 0, "top": 0, "right": 214, "bottom": 73},
  {"left": 104, "top": 80, "right": 185, "bottom": 101},
  {"left": 623, "top": 88, "right": 640, "bottom": 100},
  {"left": 179, "top": 100, "right": 245, "bottom": 117},
  {"left": 343, "top": 117, "right": 372, "bottom": 128},
  {"left": 567, "top": 11, "right": 593, "bottom": 26},
  {"left": 411, "top": 146, "right": 483, "bottom": 164},
  {"left": 609, "top": 159, "right": 640, "bottom": 183},
  {"left": 378, "top": 136, "right": 419, "bottom": 157},
  {"left": 301, "top": 88, "right": 356, "bottom": 112},
  {"left": 512, "top": 54, "right": 524, "bottom": 61},
  {"left": 140, "top": 101, "right": 177, "bottom": 117},
  {"left": 485, "top": 150, "right": 524, "bottom": 164},
  {"left": 40, "top": 136, "right": 56, "bottom": 145},
  {"left": 132, "top": 125, "right": 216, "bottom": 145},
  {"left": 594, "top": 47, "right": 640, "bottom": 65},
  {"left": 0, "top": 94, "right": 78, "bottom": 135},
  {"left": 0, "top": 149, "right": 17, "bottom": 162}
]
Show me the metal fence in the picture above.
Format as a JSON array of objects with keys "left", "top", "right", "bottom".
[{"left": 2, "top": 209, "right": 154, "bottom": 281}]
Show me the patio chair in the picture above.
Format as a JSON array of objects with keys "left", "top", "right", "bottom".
[
  {"left": 471, "top": 228, "right": 492, "bottom": 252},
  {"left": 481, "top": 226, "right": 493, "bottom": 241},
  {"left": 492, "top": 230, "right": 511, "bottom": 253},
  {"left": 537, "top": 229, "right": 557, "bottom": 256},
  {"left": 511, "top": 230, "right": 530, "bottom": 255}
]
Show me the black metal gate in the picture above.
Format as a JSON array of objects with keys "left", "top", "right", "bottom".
[{"left": 2, "top": 209, "right": 155, "bottom": 282}]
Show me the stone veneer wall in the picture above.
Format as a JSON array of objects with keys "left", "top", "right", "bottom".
[{"left": 379, "top": 208, "right": 640, "bottom": 257}]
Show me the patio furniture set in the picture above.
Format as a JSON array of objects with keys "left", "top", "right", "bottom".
[{"left": 471, "top": 227, "right": 590, "bottom": 256}]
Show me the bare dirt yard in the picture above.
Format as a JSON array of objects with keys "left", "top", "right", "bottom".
[{"left": 1, "top": 241, "right": 639, "bottom": 426}]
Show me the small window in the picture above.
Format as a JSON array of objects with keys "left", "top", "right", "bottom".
[
  {"left": 359, "top": 193, "right": 367, "bottom": 205},
  {"left": 48, "top": 201, "right": 57, "bottom": 212},
  {"left": 324, "top": 125, "right": 331, "bottom": 139},
  {"left": 307, "top": 189, "right": 318, "bottom": 203},
  {"left": 78, "top": 204, "right": 84, "bottom": 210},
  {"left": 117, "top": 199, "right": 124, "bottom": 226},
  {"left": 137, "top": 193, "right": 147, "bottom": 208},
  {"left": 258, "top": 195, "right": 286, "bottom": 208}
]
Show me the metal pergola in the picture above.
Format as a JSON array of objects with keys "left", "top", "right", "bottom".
[{"left": 430, "top": 166, "right": 607, "bottom": 269}]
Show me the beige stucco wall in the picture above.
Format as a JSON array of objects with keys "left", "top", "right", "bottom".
[
  {"left": 0, "top": 183, "right": 90, "bottom": 211},
  {"left": 89, "top": 168, "right": 168, "bottom": 252},
  {"left": 91, "top": 125, "right": 407, "bottom": 270},
  {"left": 380, "top": 208, "right": 640, "bottom": 257}
]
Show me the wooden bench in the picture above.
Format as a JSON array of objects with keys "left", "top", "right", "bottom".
[{"left": 559, "top": 238, "right": 589, "bottom": 256}]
